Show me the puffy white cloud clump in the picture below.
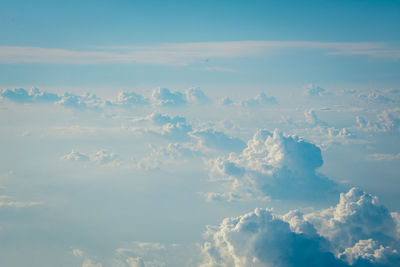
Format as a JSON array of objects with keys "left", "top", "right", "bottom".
[
  {"left": 240, "top": 93, "right": 277, "bottom": 107},
  {"left": 210, "top": 129, "right": 338, "bottom": 200},
  {"left": 186, "top": 87, "right": 212, "bottom": 105},
  {"left": 62, "top": 149, "right": 119, "bottom": 165},
  {"left": 151, "top": 88, "right": 187, "bottom": 107},
  {"left": 201, "top": 188, "right": 400, "bottom": 267},
  {"left": 303, "top": 85, "right": 332, "bottom": 97},
  {"left": 115, "top": 91, "right": 149, "bottom": 106},
  {"left": 0, "top": 87, "right": 60, "bottom": 103},
  {"left": 192, "top": 128, "right": 246, "bottom": 153},
  {"left": 151, "top": 87, "right": 212, "bottom": 107}
]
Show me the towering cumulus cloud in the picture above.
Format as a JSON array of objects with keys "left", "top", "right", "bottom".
[
  {"left": 210, "top": 129, "right": 338, "bottom": 200},
  {"left": 201, "top": 188, "right": 400, "bottom": 267}
]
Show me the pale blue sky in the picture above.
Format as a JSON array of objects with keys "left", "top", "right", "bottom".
[{"left": 0, "top": 0, "right": 399, "bottom": 90}]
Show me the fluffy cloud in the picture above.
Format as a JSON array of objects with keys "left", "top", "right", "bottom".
[
  {"left": 186, "top": 87, "right": 212, "bottom": 105},
  {"left": 240, "top": 93, "right": 277, "bottom": 107},
  {"left": 61, "top": 150, "right": 90, "bottom": 162},
  {"left": 201, "top": 188, "right": 400, "bottom": 267},
  {"left": 356, "top": 109, "right": 400, "bottom": 133},
  {"left": 61, "top": 150, "right": 119, "bottom": 165},
  {"left": 131, "top": 113, "right": 193, "bottom": 141},
  {"left": 0, "top": 88, "right": 60, "bottom": 103},
  {"left": 151, "top": 87, "right": 212, "bottom": 107},
  {"left": 209, "top": 129, "right": 338, "bottom": 200},
  {"left": 304, "top": 109, "right": 327, "bottom": 126},
  {"left": 57, "top": 92, "right": 110, "bottom": 109},
  {"left": 151, "top": 88, "right": 187, "bottom": 107},
  {"left": 303, "top": 85, "right": 332, "bottom": 97},
  {"left": 192, "top": 128, "right": 246, "bottom": 153},
  {"left": 114, "top": 91, "right": 149, "bottom": 106}
]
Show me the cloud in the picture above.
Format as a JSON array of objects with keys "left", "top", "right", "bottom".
[
  {"left": 368, "top": 153, "right": 400, "bottom": 161},
  {"left": 338, "top": 239, "right": 399, "bottom": 266},
  {"left": 1, "top": 41, "right": 399, "bottom": 66},
  {"left": 0, "top": 200, "right": 42, "bottom": 208},
  {"left": 304, "top": 109, "right": 327, "bottom": 125},
  {"left": 240, "top": 93, "right": 277, "bottom": 107},
  {"left": 186, "top": 88, "right": 212, "bottom": 105},
  {"left": 201, "top": 188, "right": 400, "bottom": 267},
  {"left": 93, "top": 150, "right": 119, "bottom": 165},
  {"left": 192, "top": 128, "right": 246, "bottom": 153},
  {"left": 220, "top": 97, "right": 233, "bottom": 106},
  {"left": 151, "top": 87, "right": 212, "bottom": 107},
  {"left": 306, "top": 187, "right": 400, "bottom": 253},
  {"left": 209, "top": 129, "right": 339, "bottom": 200},
  {"left": 114, "top": 91, "right": 149, "bottom": 106},
  {"left": 61, "top": 150, "right": 90, "bottom": 162},
  {"left": 356, "top": 109, "right": 400, "bottom": 133},
  {"left": 61, "top": 150, "right": 119, "bottom": 165},
  {"left": 131, "top": 113, "right": 193, "bottom": 142},
  {"left": 151, "top": 88, "right": 187, "bottom": 107},
  {"left": 304, "top": 85, "right": 332, "bottom": 97},
  {"left": 357, "top": 90, "right": 396, "bottom": 104},
  {"left": 200, "top": 208, "right": 341, "bottom": 267},
  {"left": 57, "top": 92, "right": 110, "bottom": 109},
  {"left": 0, "top": 88, "right": 60, "bottom": 103}
]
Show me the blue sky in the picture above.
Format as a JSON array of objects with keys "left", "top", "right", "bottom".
[
  {"left": 1, "top": 1, "right": 400, "bottom": 267},
  {"left": 0, "top": 0, "right": 399, "bottom": 90}
]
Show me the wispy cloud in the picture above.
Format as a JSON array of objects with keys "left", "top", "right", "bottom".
[{"left": 0, "top": 41, "right": 398, "bottom": 66}]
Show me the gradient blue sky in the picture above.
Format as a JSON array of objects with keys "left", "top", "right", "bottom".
[{"left": 1, "top": 0, "right": 399, "bottom": 90}]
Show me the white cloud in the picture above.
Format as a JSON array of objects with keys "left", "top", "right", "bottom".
[
  {"left": 303, "top": 85, "right": 332, "bottom": 97},
  {"left": 192, "top": 128, "right": 246, "bottom": 153},
  {"left": 1, "top": 41, "right": 398, "bottom": 66},
  {"left": 0, "top": 88, "right": 60, "bottom": 103},
  {"left": 201, "top": 188, "right": 400, "bottom": 267},
  {"left": 240, "top": 93, "right": 277, "bottom": 107},
  {"left": 0, "top": 200, "right": 42, "bottom": 208},
  {"left": 306, "top": 187, "right": 399, "bottom": 253},
  {"left": 304, "top": 109, "right": 326, "bottom": 125},
  {"left": 368, "top": 153, "right": 400, "bottom": 161},
  {"left": 61, "top": 150, "right": 90, "bottom": 162},
  {"left": 338, "top": 239, "right": 399, "bottom": 266},
  {"left": 151, "top": 88, "right": 187, "bottom": 107},
  {"left": 114, "top": 91, "right": 149, "bottom": 106},
  {"left": 186, "top": 88, "right": 212, "bottom": 105},
  {"left": 209, "top": 129, "right": 338, "bottom": 200},
  {"left": 61, "top": 150, "right": 119, "bottom": 165},
  {"left": 356, "top": 109, "right": 400, "bottom": 133}
]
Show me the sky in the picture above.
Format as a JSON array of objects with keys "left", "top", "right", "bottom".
[{"left": 0, "top": 1, "right": 400, "bottom": 266}]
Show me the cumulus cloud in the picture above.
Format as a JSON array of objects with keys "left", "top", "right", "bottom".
[
  {"left": 304, "top": 85, "right": 332, "bottom": 97},
  {"left": 57, "top": 92, "right": 110, "bottom": 109},
  {"left": 61, "top": 150, "right": 119, "bottom": 165},
  {"left": 114, "top": 91, "right": 149, "bottom": 106},
  {"left": 0, "top": 88, "right": 60, "bottom": 103},
  {"left": 186, "top": 87, "right": 212, "bottom": 105},
  {"left": 240, "top": 93, "right": 277, "bottom": 107},
  {"left": 200, "top": 208, "right": 341, "bottom": 267},
  {"left": 201, "top": 188, "right": 400, "bottom": 267},
  {"left": 151, "top": 88, "right": 187, "bottom": 107},
  {"left": 357, "top": 90, "right": 396, "bottom": 104},
  {"left": 209, "top": 129, "right": 338, "bottom": 200},
  {"left": 356, "top": 109, "right": 400, "bottom": 133},
  {"left": 368, "top": 153, "right": 400, "bottom": 161},
  {"left": 304, "top": 109, "right": 327, "bottom": 125},
  {"left": 220, "top": 97, "right": 233, "bottom": 106},
  {"left": 61, "top": 150, "right": 90, "bottom": 162},
  {"left": 131, "top": 112, "right": 193, "bottom": 141},
  {"left": 192, "top": 128, "right": 246, "bottom": 153},
  {"left": 0, "top": 200, "right": 42, "bottom": 208}
]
